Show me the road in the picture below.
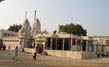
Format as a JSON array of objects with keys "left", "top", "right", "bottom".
[{"left": 0, "top": 50, "right": 109, "bottom": 67}]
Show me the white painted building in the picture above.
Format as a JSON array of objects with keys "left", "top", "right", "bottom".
[
  {"left": 92, "top": 36, "right": 109, "bottom": 56},
  {"left": 0, "top": 11, "right": 41, "bottom": 49}
]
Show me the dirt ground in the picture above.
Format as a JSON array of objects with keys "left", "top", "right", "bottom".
[{"left": 0, "top": 50, "right": 109, "bottom": 67}]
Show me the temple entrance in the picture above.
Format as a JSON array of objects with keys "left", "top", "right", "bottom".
[{"left": 36, "top": 44, "right": 43, "bottom": 53}]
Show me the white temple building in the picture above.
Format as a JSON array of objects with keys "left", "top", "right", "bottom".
[
  {"left": 0, "top": 11, "right": 42, "bottom": 49},
  {"left": 0, "top": 11, "right": 109, "bottom": 59}
]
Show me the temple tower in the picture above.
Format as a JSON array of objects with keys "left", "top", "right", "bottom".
[
  {"left": 31, "top": 10, "right": 41, "bottom": 37},
  {"left": 18, "top": 11, "right": 32, "bottom": 48}
]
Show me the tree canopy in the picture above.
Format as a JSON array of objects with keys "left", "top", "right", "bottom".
[
  {"left": 55, "top": 23, "right": 87, "bottom": 36},
  {"left": 7, "top": 24, "right": 22, "bottom": 32}
]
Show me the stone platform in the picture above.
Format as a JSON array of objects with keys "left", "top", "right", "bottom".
[{"left": 45, "top": 50, "right": 97, "bottom": 59}]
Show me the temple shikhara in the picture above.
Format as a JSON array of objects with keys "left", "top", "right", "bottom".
[{"left": 0, "top": 11, "right": 109, "bottom": 59}]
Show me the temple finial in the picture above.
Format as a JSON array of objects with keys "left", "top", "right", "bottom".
[{"left": 34, "top": 10, "right": 37, "bottom": 20}]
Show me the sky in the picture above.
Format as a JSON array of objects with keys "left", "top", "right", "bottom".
[{"left": 0, "top": 0, "right": 109, "bottom": 36}]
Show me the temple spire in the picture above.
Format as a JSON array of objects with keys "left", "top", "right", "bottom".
[
  {"left": 25, "top": 11, "right": 27, "bottom": 19},
  {"left": 34, "top": 10, "right": 37, "bottom": 20}
]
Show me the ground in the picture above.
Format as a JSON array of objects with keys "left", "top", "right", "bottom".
[{"left": 0, "top": 50, "right": 109, "bottom": 67}]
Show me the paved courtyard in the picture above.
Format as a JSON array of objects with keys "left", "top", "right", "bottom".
[{"left": 0, "top": 50, "right": 109, "bottom": 67}]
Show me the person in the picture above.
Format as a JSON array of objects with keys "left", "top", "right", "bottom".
[
  {"left": 97, "top": 51, "right": 100, "bottom": 58},
  {"left": 33, "top": 47, "right": 37, "bottom": 60},
  {"left": 22, "top": 48, "right": 24, "bottom": 52},
  {"left": 8, "top": 45, "right": 10, "bottom": 51},
  {"left": 3, "top": 44, "right": 6, "bottom": 51},
  {"left": 13, "top": 46, "right": 18, "bottom": 61},
  {"left": 106, "top": 52, "right": 109, "bottom": 57}
]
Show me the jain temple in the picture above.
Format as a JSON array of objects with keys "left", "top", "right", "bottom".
[{"left": 0, "top": 11, "right": 109, "bottom": 59}]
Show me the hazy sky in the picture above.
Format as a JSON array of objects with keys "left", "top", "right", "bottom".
[{"left": 0, "top": 0, "right": 109, "bottom": 36}]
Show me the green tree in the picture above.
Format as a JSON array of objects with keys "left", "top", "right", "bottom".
[
  {"left": 56, "top": 23, "right": 87, "bottom": 36},
  {"left": 53, "top": 30, "right": 57, "bottom": 34},
  {"left": 7, "top": 24, "right": 22, "bottom": 32}
]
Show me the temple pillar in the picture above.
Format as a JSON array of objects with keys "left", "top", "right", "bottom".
[
  {"left": 89, "top": 40, "right": 92, "bottom": 52},
  {"left": 62, "top": 38, "right": 65, "bottom": 50},
  {"left": 86, "top": 40, "right": 89, "bottom": 51},
  {"left": 88, "top": 40, "right": 90, "bottom": 51},
  {"left": 72, "top": 39, "right": 75, "bottom": 51},
  {"left": 50, "top": 38, "right": 53, "bottom": 50},
  {"left": 78, "top": 40, "right": 81, "bottom": 51},
  {"left": 81, "top": 40, "right": 83, "bottom": 51},
  {"left": 56, "top": 39, "right": 58, "bottom": 50},
  {"left": 45, "top": 39, "right": 48, "bottom": 50},
  {"left": 46, "top": 40, "right": 48, "bottom": 50},
  {"left": 75, "top": 40, "right": 78, "bottom": 51},
  {"left": 70, "top": 39, "right": 73, "bottom": 51},
  {"left": 88, "top": 40, "right": 91, "bottom": 51}
]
